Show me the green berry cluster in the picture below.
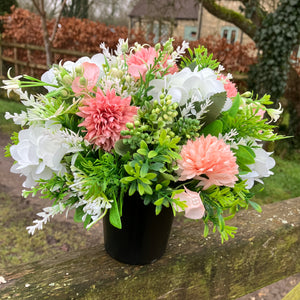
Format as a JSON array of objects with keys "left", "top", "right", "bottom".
[
  {"left": 120, "top": 94, "right": 180, "bottom": 150},
  {"left": 172, "top": 117, "right": 201, "bottom": 143}
]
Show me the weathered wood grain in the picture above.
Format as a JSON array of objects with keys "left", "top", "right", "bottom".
[{"left": 0, "top": 197, "right": 299, "bottom": 300}]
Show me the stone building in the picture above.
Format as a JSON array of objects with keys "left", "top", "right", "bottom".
[{"left": 128, "top": 0, "right": 253, "bottom": 45}]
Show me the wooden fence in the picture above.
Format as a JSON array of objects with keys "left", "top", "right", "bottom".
[{"left": 0, "top": 40, "right": 93, "bottom": 78}]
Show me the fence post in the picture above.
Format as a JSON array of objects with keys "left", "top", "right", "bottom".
[
  {"left": 0, "top": 37, "right": 3, "bottom": 78},
  {"left": 13, "top": 47, "right": 19, "bottom": 75}
]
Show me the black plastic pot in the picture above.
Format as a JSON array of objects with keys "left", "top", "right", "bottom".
[{"left": 103, "top": 193, "right": 174, "bottom": 265}]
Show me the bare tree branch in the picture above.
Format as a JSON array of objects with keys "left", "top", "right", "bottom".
[
  {"left": 201, "top": 0, "right": 257, "bottom": 38},
  {"left": 50, "top": 0, "right": 67, "bottom": 42}
]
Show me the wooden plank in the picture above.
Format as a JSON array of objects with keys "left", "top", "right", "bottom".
[
  {"left": 1, "top": 55, "right": 48, "bottom": 71},
  {"left": 282, "top": 282, "right": 300, "bottom": 300},
  {"left": 0, "top": 41, "right": 93, "bottom": 57},
  {"left": 0, "top": 197, "right": 299, "bottom": 300}
]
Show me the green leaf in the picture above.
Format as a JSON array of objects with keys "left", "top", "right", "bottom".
[
  {"left": 138, "top": 182, "right": 145, "bottom": 195},
  {"left": 145, "top": 173, "right": 157, "bottom": 180},
  {"left": 228, "top": 94, "right": 241, "bottom": 117},
  {"left": 148, "top": 150, "right": 158, "bottom": 158},
  {"left": 140, "top": 140, "right": 149, "bottom": 150},
  {"left": 114, "top": 139, "right": 131, "bottom": 156},
  {"left": 154, "top": 197, "right": 164, "bottom": 206},
  {"left": 201, "top": 119, "right": 223, "bottom": 137},
  {"left": 204, "top": 224, "right": 209, "bottom": 237},
  {"left": 155, "top": 205, "right": 162, "bottom": 215},
  {"left": 109, "top": 199, "right": 122, "bottom": 229},
  {"left": 124, "top": 164, "right": 134, "bottom": 175},
  {"left": 159, "top": 129, "right": 167, "bottom": 145},
  {"left": 84, "top": 214, "right": 92, "bottom": 228},
  {"left": 74, "top": 206, "right": 84, "bottom": 223},
  {"left": 143, "top": 184, "right": 153, "bottom": 195},
  {"left": 128, "top": 182, "right": 136, "bottom": 196},
  {"left": 140, "top": 163, "right": 149, "bottom": 177},
  {"left": 203, "top": 92, "right": 227, "bottom": 124},
  {"left": 137, "top": 148, "right": 148, "bottom": 156},
  {"left": 248, "top": 200, "right": 262, "bottom": 213},
  {"left": 120, "top": 176, "right": 136, "bottom": 183},
  {"left": 236, "top": 145, "right": 256, "bottom": 165}
]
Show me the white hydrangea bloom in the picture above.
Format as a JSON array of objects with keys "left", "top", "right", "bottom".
[
  {"left": 240, "top": 147, "right": 276, "bottom": 189},
  {"left": 10, "top": 123, "right": 82, "bottom": 188},
  {"left": 148, "top": 67, "right": 226, "bottom": 110}
]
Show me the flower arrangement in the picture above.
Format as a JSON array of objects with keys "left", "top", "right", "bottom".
[{"left": 3, "top": 39, "right": 284, "bottom": 242}]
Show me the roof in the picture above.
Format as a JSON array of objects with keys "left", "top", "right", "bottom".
[{"left": 128, "top": 0, "right": 199, "bottom": 20}]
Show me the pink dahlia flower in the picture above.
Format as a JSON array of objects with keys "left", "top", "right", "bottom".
[
  {"left": 72, "top": 62, "right": 100, "bottom": 94},
  {"left": 177, "top": 135, "right": 239, "bottom": 190},
  {"left": 77, "top": 89, "right": 138, "bottom": 151},
  {"left": 218, "top": 74, "right": 238, "bottom": 99},
  {"left": 175, "top": 187, "right": 205, "bottom": 219}
]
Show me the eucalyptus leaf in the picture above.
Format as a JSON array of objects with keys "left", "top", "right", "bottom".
[{"left": 203, "top": 92, "right": 227, "bottom": 124}]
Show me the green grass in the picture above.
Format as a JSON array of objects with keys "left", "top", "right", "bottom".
[
  {"left": 0, "top": 192, "right": 99, "bottom": 270},
  {"left": 0, "top": 97, "right": 24, "bottom": 134},
  {"left": 252, "top": 155, "right": 300, "bottom": 205}
]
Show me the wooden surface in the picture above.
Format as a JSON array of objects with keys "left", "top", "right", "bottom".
[{"left": 0, "top": 197, "right": 299, "bottom": 300}]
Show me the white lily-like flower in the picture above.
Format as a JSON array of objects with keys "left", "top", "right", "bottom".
[
  {"left": 2, "top": 68, "right": 23, "bottom": 96},
  {"left": 240, "top": 147, "right": 276, "bottom": 189},
  {"left": 266, "top": 103, "right": 283, "bottom": 123}
]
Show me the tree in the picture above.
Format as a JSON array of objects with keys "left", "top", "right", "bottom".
[
  {"left": 32, "top": 0, "right": 67, "bottom": 66},
  {"left": 201, "top": 0, "right": 300, "bottom": 146},
  {"left": 62, "top": 0, "right": 92, "bottom": 19},
  {"left": 0, "top": 0, "right": 18, "bottom": 32}
]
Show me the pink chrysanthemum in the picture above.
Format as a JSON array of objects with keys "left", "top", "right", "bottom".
[
  {"left": 72, "top": 62, "right": 100, "bottom": 94},
  {"left": 177, "top": 135, "right": 239, "bottom": 190},
  {"left": 218, "top": 74, "right": 238, "bottom": 99},
  {"left": 77, "top": 89, "right": 138, "bottom": 151}
]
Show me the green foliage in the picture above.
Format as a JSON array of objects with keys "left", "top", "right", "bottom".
[
  {"left": 121, "top": 131, "right": 181, "bottom": 205},
  {"left": 248, "top": 0, "right": 300, "bottom": 102},
  {"left": 197, "top": 181, "right": 255, "bottom": 243},
  {"left": 220, "top": 94, "right": 286, "bottom": 142},
  {"left": 180, "top": 45, "right": 220, "bottom": 71}
]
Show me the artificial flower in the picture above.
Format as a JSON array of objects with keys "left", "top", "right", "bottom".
[
  {"left": 10, "top": 123, "right": 80, "bottom": 188},
  {"left": 240, "top": 147, "right": 276, "bottom": 189},
  {"left": 218, "top": 74, "right": 238, "bottom": 99},
  {"left": 177, "top": 135, "right": 239, "bottom": 189},
  {"left": 175, "top": 187, "right": 205, "bottom": 219},
  {"left": 72, "top": 62, "right": 100, "bottom": 94},
  {"left": 2, "top": 38, "right": 284, "bottom": 241},
  {"left": 148, "top": 67, "right": 227, "bottom": 116},
  {"left": 77, "top": 89, "right": 138, "bottom": 151}
]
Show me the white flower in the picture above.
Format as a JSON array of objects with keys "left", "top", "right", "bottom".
[
  {"left": 2, "top": 69, "right": 23, "bottom": 96},
  {"left": 10, "top": 123, "right": 82, "bottom": 188},
  {"left": 149, "top": 67, "right": 226, "bottom": 114},
  {"left": 240, "top": 147, "right": 276, "bottom": 189},
  {"left": 5, "top": 111, "right": 28, "bottom": 126},
  {"left": 266, "top": 103, "right": 283, "bottom": 123},
  {"left": 26, "top": 204, "right": 66, "bottom": 235}
]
